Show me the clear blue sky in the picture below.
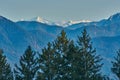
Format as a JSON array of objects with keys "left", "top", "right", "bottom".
[{"left": 0, "top": 0, "right": 120, "bottom": 22}]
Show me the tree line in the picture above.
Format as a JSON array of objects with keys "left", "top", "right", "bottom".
[{"left": 0, "top": 29, "right": 120, "bottom": 80}]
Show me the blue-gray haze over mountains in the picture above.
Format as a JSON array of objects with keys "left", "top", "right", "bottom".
[{"left": 0, "top": 13, "right": 120, "bottom": 79}]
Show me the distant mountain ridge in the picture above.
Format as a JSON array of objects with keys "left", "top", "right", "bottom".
[
  {"left": 1, "top": 13, "right": 120, "bottom": 78},
  {"left": 28, "top": 16, "right": 91, "bottom": 27}
]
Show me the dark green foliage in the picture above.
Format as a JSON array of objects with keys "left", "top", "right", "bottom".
[
  {"left": 52, "top": 30, "right": 71, "bottom": 80},
  {"left": 0, "top": 29, "right": 111, "bottom": 80},
  {"left": 37, "top": 42, "right": 56, "bottom": 80},
  {"left": 14, "top": 46, "right": 39, "bottom": 80},
  {"left": 111, "top": 49, "right": 120, "bottom": 79},
  {"left": 102, "top": 76, "right": 111, "bottom": 80},
  {"left": 37, "top": 29, "right": 103, "bottom": 80},
  {"left": 0, "top": 49, "right": 13, "bottom": 80},
  {"left": 64, "top": 40, "right": 79, "bottom": 80},
  {"left": 75, "top": 29, "right": 103, "bottom": 80},
  {"left": 37, "top": 30, "right": 71, "bottom": 80}
]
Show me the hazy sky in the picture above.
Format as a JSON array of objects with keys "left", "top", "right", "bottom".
[{"left": 0, "top": 0, "right": 120, "bottom": 22}]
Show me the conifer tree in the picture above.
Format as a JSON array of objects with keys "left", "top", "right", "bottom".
[
  {"left": 37, "top": 29, "right": 103, "bottom": 80},
  {"left": 75, "top": 29, "right": 103, "bottom": 80},
  {"left": 37, "top": 30, "right": 71, "bottom": 80},
  {"left": 0, "top": 49, "right": 13, "bottom": 80},
  {"left": 64, "top": 40, "right": 79, "bottom": 80},
  {"left": 52, "top": 30, "right": 71, "bottom": 80},
  {"left": 37, "top": 42, "right": 56, "bottom": 80},
  {"left": 14, "top": 46, "right": 39, "bottom": 80},
  {"left": 111, "top": 49, "right": 120, "bottom": 79}
]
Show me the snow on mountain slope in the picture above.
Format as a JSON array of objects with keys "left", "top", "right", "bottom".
[
  {"left": 30, "top": 16, "right": 53, "bottom": 25},
  {"left": 30, "top": 16, "right": 91, "bottom": 27}
]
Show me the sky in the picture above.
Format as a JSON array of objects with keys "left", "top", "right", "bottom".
[{"left": 0, "top": 0, "right": 120, "bottom": 22}]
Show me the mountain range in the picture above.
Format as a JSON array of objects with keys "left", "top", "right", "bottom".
[
  {"left": 0, "top": 13, "right": 120, "bottom": 78},
  {"left": 26, "top": 16, "right": 91, "bottom": 27}
]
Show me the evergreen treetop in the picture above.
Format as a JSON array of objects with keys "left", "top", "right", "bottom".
[
  {"left": 111, "top": 49, "right": 120, "bottom": 80},
  {"left": 14, "top": 46, "right": 39, "bottom": 80},
  {"left": 76, "top": 29, "right": 103, "bottom": 80},
  {"left": 0, "top": 49, "right": 13, "bottom": 80}
]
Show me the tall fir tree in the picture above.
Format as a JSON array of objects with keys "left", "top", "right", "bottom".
[
  {"left": 14, "top": 46, "right": 39, "bottom": 80},
  {"left": 75, "top": 29, "right": 103, "bottom": 80},
  {"left": 37, "top": 30, "right": 71, "bottom": 80},
  {"left": 0, "top": 49, "right": 13, "bottom": 80},
  {"left": 111, "top": 49, "right": 120, "bottom": 79},
  {"left": 37, "top": 29, "right": 104, "bottom": 80},
  {"left": 52, "top": 30, "right": 71, "bottom": 80},
  {"left": 64, "top": 40, "right": 79, "bottom": 80},
  {"left": 37, "top": 42, "right": 56, "bottom": 80}
]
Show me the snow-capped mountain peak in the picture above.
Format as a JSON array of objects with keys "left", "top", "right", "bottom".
[
  {"left": 36, "top": 16, "right": 43, "bottom": 22},
  {"left": 55, "top": 20, "right": 91, "bottom": 27},
  {"left": 31, "top": 16, "right": 52, "bottom": 24},
  {"left": 29, "top": 17, "right": 91, "bottom": 27}
]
